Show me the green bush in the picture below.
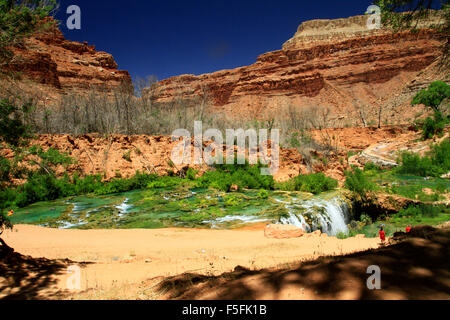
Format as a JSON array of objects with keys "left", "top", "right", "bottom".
[
  {"left": 364, "top": 162, "right": 381, "bottom": 172},
  {"left": 421, "top": 112, "right": 448, "bottom": 140},
  {"left": 412, "top": 81, "right": 450, "bottom": 111},
  {"left": 276, "top": 173, "right": 338, "bottom": 194},
  {"left": 431, "top": 138, "right": 450, "bottom": 172},
  {"left": 0, "top": 171, "right": 159, "bottom": 210},
  {"left": 396, "top": 204, "right": 444, "bottom": 218},
  {"left": 196, "top": 162, "right": 274, "bottom": 192},
  {"left": 293, "top": 173, "right": 338, "bottom": 194},
  {"left": 258, "top": 189, "right": 269, "bottom": 199},
  {"left": 344, "top": 167, "right": 376, "bottom": 198},
  {"left": 396, "top": 139, "right": 449, "bottom": 177},
  {"left": 185, "top": 168, "right": 197, "bottom": 181},
  {"left": 360, "top": 214, "right": 372, "bottom": 225},
  {"left": 396, "top": 152, "right": 440, "bottom": 177}
]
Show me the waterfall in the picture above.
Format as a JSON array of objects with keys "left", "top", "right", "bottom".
[{"left": 279, "top": 196, "right": 350, "bottom": 236}]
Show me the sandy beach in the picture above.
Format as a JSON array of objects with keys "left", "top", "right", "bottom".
[{"left": 1, "top": 224, "right": 380, "bottom": 299}]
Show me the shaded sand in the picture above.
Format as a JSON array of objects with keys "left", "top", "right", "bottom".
[
  {"left": 1, "top": 225, "right": 380, "bottom": 299},
  {"left": 157, "top": 226, "right": 450, "bottom": 300}
]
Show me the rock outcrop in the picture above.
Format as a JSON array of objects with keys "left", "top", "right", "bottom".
[
  {"left": 146, "top": 14, "right": 447, "bottom": 125},
  {"left": 1, "top": 20, "right": 132, "bottom": 99}
]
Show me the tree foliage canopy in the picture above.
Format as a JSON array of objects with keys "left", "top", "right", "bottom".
[
  {"left": 375, "top": 0, "right": 449, "bottom": 31},
  {"left": 0, "top": 0, "right": 58, "bottom": 62},
  {"left": 412, "top": 81, "right": 450, "bottom": 110}
]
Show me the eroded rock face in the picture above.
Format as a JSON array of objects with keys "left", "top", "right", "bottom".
[
  {"left": 2, "top": 20, "right": 132, "bottom": 97},
  {"left": 146, "top": 14, "right": 446, "bottom": 124}
]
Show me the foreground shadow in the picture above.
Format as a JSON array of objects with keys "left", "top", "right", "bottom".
[
  {"left": 156, "top": 226, "right": 450, "bottom": 300},
  {"left": 0, "top": 245, "right": 71, "bottom": 300}
]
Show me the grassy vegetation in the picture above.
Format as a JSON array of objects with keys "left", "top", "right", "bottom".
[
  {"left": 196, "top": 162, "right": 274, "bottom": 192},
  {"left": 275, "top": 173, "right": 338, "bottom": 194},
  {"left": 395, "top": 138, "right": 449, "bottom": 177}
]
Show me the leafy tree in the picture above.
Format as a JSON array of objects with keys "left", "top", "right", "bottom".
[
  {"left": 375, "top": 0, "right": 449, "bottom": 31},
  {"left": 0, "top": 0, "right": 58, "bottom": 63},
  {"left": 0, "top": 99, "right": 32, "bottom": 146},
  {"left": 411, "top": 81, "right": 449, "bottom": 139},
  {"left": 412, "top": 81, "right": 450, "bottom": 111},
  {"left": 0, "top": 99, "right": 32, "bottom": 246}
]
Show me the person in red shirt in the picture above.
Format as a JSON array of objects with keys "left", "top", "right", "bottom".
[
  {"left": 406, "top": 225, "right": 412, "bottom": 233},
  {"left": 379, "top": 226, "right": 386, "bottom": 243}
]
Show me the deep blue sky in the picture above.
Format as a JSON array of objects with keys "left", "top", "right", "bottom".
[{"left": 54, "top": 0, "right": 373, "bottom": 82}]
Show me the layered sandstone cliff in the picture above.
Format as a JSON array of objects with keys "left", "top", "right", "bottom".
[
  {"left": 1, "top": 20, "right": 132, "bottom": 98},
  {"left": 146, "top": 14, "right": 447, "bottom": 126}
]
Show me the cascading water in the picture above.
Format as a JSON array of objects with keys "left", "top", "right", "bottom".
[{"left": 279, "top": 196, "right": 350, "bottom": 236}]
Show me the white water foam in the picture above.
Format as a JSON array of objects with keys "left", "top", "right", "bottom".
[
  {"left": 116, "top": 198, "right": 134, "bottom": 217},
  {"left": 280, "top": 197, "right": 349, "bottom": 236}
]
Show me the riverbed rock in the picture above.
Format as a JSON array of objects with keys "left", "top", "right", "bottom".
[{"left": 264, "top": 224, "right": 305, "bottom": 239}]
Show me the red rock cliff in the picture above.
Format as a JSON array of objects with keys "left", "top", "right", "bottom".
[
  {"left": 2, "top": 21, "right": 132, "bottom": 97},
  {"left": 146, "top": 15, "right": 447, "bottom": 125}
]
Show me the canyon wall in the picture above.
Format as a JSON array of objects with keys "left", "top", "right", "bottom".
[
  {"left": 1, "top": 20, "right": 132, "bottom": 101},
  {"left": 146, "top": 14, "right": 447, "bottom": 126}
]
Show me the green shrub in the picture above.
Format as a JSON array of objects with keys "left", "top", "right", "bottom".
[
  {"left": 397, "top": 204, "right": 444, "bottom": 218},
  {"left": 364, "top": 162, "right": 381, "bottom": 172},
  {"left": 396, "top": 139, "right": 449, "bottom": 177},
  {"left": 196, "top": 162, "right": 274, "bottom": 192},
  {"left": 274, "top": 179, "right": 296, "bottom": 192},
  {"left": 396, "top": 152, "right": 439, "bottom": 177},
  {"left": 360, "top": 214, "right": 372, "bottom": 225},
  {"left": 185, "top": 168, "right": 197, "bottom": 181},
  {"left": 0, "top": 171, "right": 159, "bottom": 209},
  {"left": 344, "top": 167, "right": 376, "bottom": 198},
  {"left": 294, "top": 173, "right": 338, "bottom": 194},
  {"left": 277, "top": 173, "right": 337, "bottom": 194},
  {"left": 412, "top": 81, "right": 450, "bottom": 111},
  {"left": 258, "top": 189, "right": 269, "bottom": 199},
  {"left": 421, "top": 112, "right": 447, "bottom": 140},
  {"left": 431, "top": 138, "right": 450, "bottom": 172}
]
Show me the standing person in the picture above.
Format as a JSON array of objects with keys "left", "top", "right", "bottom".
[
  {"left": 406, "top": 225, "right": 412, "bottom": 233},
  {"left": 379, "top": 226, "right": 386, "bottom": 244}
]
